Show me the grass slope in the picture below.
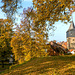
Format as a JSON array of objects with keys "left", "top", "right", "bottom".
[{"left": 0, "top": 55, "right": 75, "bottom": 75}]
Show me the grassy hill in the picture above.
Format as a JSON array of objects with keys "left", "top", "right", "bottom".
[{"left": 0, "top": 55, "right": 75, "bottom": 75}]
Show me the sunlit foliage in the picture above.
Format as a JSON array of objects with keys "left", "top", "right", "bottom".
[
  {"left": 11, "top": 7, "right": 48, "bottom": 64},
  {"left": 33, "top": 0, "right": 75, "bottom": 28}
]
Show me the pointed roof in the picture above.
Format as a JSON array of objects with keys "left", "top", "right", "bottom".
[
  {"left": 66, "top": 21, "right": 75, "bottom": 38},
  {"left": 69, "top": 21, "right": 75, "bottom": 30}
]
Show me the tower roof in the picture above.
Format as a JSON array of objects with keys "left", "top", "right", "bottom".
[
  {"left": 69, "top": 21, "right": 75, "bottom": 30},
  {"left": 66, "top": 21, "right": 75, "bottom": 38}
]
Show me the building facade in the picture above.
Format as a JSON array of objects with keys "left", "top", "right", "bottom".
[{"left": 66, "top": 21, "right": 75, "bottom": 50}]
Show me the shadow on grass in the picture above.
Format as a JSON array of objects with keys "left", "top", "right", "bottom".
[
  {"left": 1, "top": 55, "right": 75, "bottom": 75},
  {"left": 64, "top": 68, "right": 75, "bottom": 75}
]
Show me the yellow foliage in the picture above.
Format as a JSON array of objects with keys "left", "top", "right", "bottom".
[
  {"left": 10, "top": 7, "right": 48, "bottom": 64},
  {"left": 18, "top": 57, "right": 25, "bottom": 64},
  {"left": 25, "top": 52, "right": 31, "bottom": 61},
  {"left": 33, "top": 0, "right": 75, "bottom": 27}
]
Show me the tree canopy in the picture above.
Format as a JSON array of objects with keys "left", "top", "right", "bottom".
[
  {"left": 11, "top": 7, "right": 48, "bottom": 64},
  {"left": 33, "top": 0, "right": 75, "bottom": 26},
  {"left": 1, "top": 0, "right": 21, "bottom": 20},
  {"left": 0, "top": 0, "right": 75, "bottom": 64},
  {"left": 1, "top": 0, "right": 75, "bottom": 23}
]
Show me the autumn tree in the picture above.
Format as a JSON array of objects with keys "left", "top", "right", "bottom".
[
  {"left": 20, "top": 7, "right": 48, "bottom": 58},
  {"left": 1, "top": 0, "right": 21, "bottom": 20},
  {"left": 11, "top": 7, "right": 48, "bottom": 64},
  {"left": 1, "top": 0, "right": 75, "bottom": 64},
  {"left": 1, "top": 0, "right": 75, "bottom": 25},
  {"left": 0, "top": 19, "right": 13, "bottom": 68},
  {"left": 11, "top": 25, "right": 31, "bottom": 64},
  {"left": 33, "top": 0, "right": 75, "bottom": 27}
]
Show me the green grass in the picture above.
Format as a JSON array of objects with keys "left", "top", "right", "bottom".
[{"left": 0, "top": 55, "right": 75, "bottom": 75}]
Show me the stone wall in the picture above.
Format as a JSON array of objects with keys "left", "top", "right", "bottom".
[{"left": 67, "top": 37, "right": 75, "bottom": 49}]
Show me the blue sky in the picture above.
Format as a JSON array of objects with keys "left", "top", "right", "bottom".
[{"left": 0, "top": 0, "right": 75, "bottom": 42}]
